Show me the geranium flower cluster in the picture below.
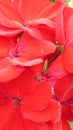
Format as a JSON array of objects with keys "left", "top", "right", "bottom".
[{"left": 0, "top": 0, "right": 73, "bottom": 129}]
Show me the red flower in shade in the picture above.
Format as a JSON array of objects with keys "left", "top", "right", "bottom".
[
  {"left": 0, "top": 67, "right": 61, "bottom": 129},
  {"left": 54, "top": 74, "right": 73, "bottom": 127},
  {"left": 0, "top": 0, "right": 65, "bottom": 39},
  {"left": 47, "top": 117, "right": 71, "bottom": 130}
]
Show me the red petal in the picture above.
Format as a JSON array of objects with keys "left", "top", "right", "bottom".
[
  {"left": 0, "top": 102, "right": 13, "bottom": 130},
  {"left": 62, "top": 117, "right": 71, "bottom": 130},
  {"left": 11, "top": 0, "right": 50, "bottom": 21},
  {"left": 21, "top": 99, "right": 61, "bottom": 122},
  {"left": 0, "top": 58, "right": 23, "bottom": 82},
  {"left": 54, "top": 74, "right": 73, "bottom": 101},
  {"left": 8, "top": 110, "right": 49, "bottom": 130},
  {"left": 31, "top": 19, "right": 55, "bottom": 42},
  {"left": 63, "top": 48, "right": 73, "bottom": 73},
  {"left": 0, "top": 25, "right": 22, "bottom": 36},
  {"left": 30, "top": 63, "right": 43, "bottom": 75},
  {"left": 8, "top": 112, "right": 26, "bottom": 130},
  {"left": 47, "top": 54, "right": 68, "bottom": 81},
  {"left": 55, "top": 5, "right": 65, "bottom": 44},
  {"left": 64, "top": 10, "right": 73, "bottom": 47},
  {"left": 0, "top": 36, "right": 12, "bottom": 58},
  {"left": 10, "top": 57, "right": 43, "bottom": 66},
  {"left": 12, "top": 34, "right": 56, "bottom": 66},
  {"left": 48, "top": 121, "right": 62, "bottom": 130},
  {"left": 35, "top": 122, "right": 49, "bottom": 130},
  {"left": 24, "top": 81, "right": 52, "bottom": 111},
  {"left": 48, "top": 118, "right": 71, "bottom": 130},
  {"left": 0, "top": 1, "right": 23, "bottom": 26},
  {"left": 38, "top": 0, "right": 65, "bottom": 19},
  {"left": 0, "top": 67, "right": 36, "bottom": 96},
  {"left": 62, "top": 105, "right": 73, "bottom": 121}
]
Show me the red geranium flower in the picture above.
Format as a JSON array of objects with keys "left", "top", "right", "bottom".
[
  {"left": 0, "top": 0, "right": 65, "bottom": 39},
  {"left": 45, "top": 4, "right": 73, "bottom": 84},
  {"left": 0, "top": 33, "right": 56, "bottom": 82},
  {"left": 54, "top": 74, "right": 73, "bottom": 122},
  {"left": 46, "top": 54, "right": 68, "bottom": 86},
  {"left": 55, "top": 6, "right": 73, "bottom": 74},
  {"left": 53, "top": 2, "right": 73, "bottom": 74},
  {"left": 0, "top": 36, "right": 24, "bottom": 82},
  {"left": 11, "top": 33, "right": 56, "bottom": 66},
  {"left": 0, "top": 0, "right": 66, "bottom": 83},
  {"left": 0, "top": 67, "right": 61, "bottom": 129}
]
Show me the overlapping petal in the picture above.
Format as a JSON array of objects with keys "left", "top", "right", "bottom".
[
  {"left": 63, "top": 48, "right": 73, "bottom": 73},
  {"left": 11, "top": 34, "right": 56, "bottom": 66},
  {"left": 0, "top": 36, "right": 24, "bottom": 82},
  {"left": 11, "top": 0, "right": 50, "bottom": 21},
  {"left": 46, "top": 54, "right": 68, "bottom": 85},
  {"left": 54, "top": 74, "right": 73, "bottom": 122},
  {"left": 0, "top": 102, "right": 14, "bottom": 130},
  {"left": 0, "top": 58, "right": 24, "bottom": 82},
  {"left": 21, "top": 99, "right": 61, "bottom": 122},
  {"left": 23, "top": 81, "right": 52, "bottom": 111},
  {"left": 0, "top": 0, "right": 65, "bottom": 39},
  {"left": 54, "top": 74, "right": 73, "bottom": 101},
  {"left": 0, "top": 68, "right": 35, "bottom": 96},
  {"left": 0, "top": 68, "right": 61, "bottom": 123},
  {"left": 0, "top": 0, "right": 73, "bottom": 129}
]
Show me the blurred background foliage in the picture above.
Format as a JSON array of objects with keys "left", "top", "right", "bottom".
[
  {"left": 50, "top": 0, "right": 73, "bottom": 8},
  {"left": 70, "top": 122, "right": 73, "bottom": 130}
]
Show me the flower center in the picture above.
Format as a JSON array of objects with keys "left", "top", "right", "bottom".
[
  {"left": 35, "top": 74, "right": 45, "bottom": 83},
  {"left": 12, "top": 49, "right": 20, "bottom": 57},
  {"left": 12, "top": 97, "right": 22, "bottom": 108}
]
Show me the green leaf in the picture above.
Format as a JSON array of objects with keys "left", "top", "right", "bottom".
[
  {"left": 42, "top": 60, "right": 48, "bottom": 74},
  {"left": 64, "top": 0, "right": 69, "bottom": 3},
  {"left": 50, "top": 0, "right": 55, "bottom": 3}
]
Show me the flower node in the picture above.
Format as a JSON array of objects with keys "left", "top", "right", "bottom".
[{"left": 12, "top": 97, "right": 22, "bottom": 107}]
